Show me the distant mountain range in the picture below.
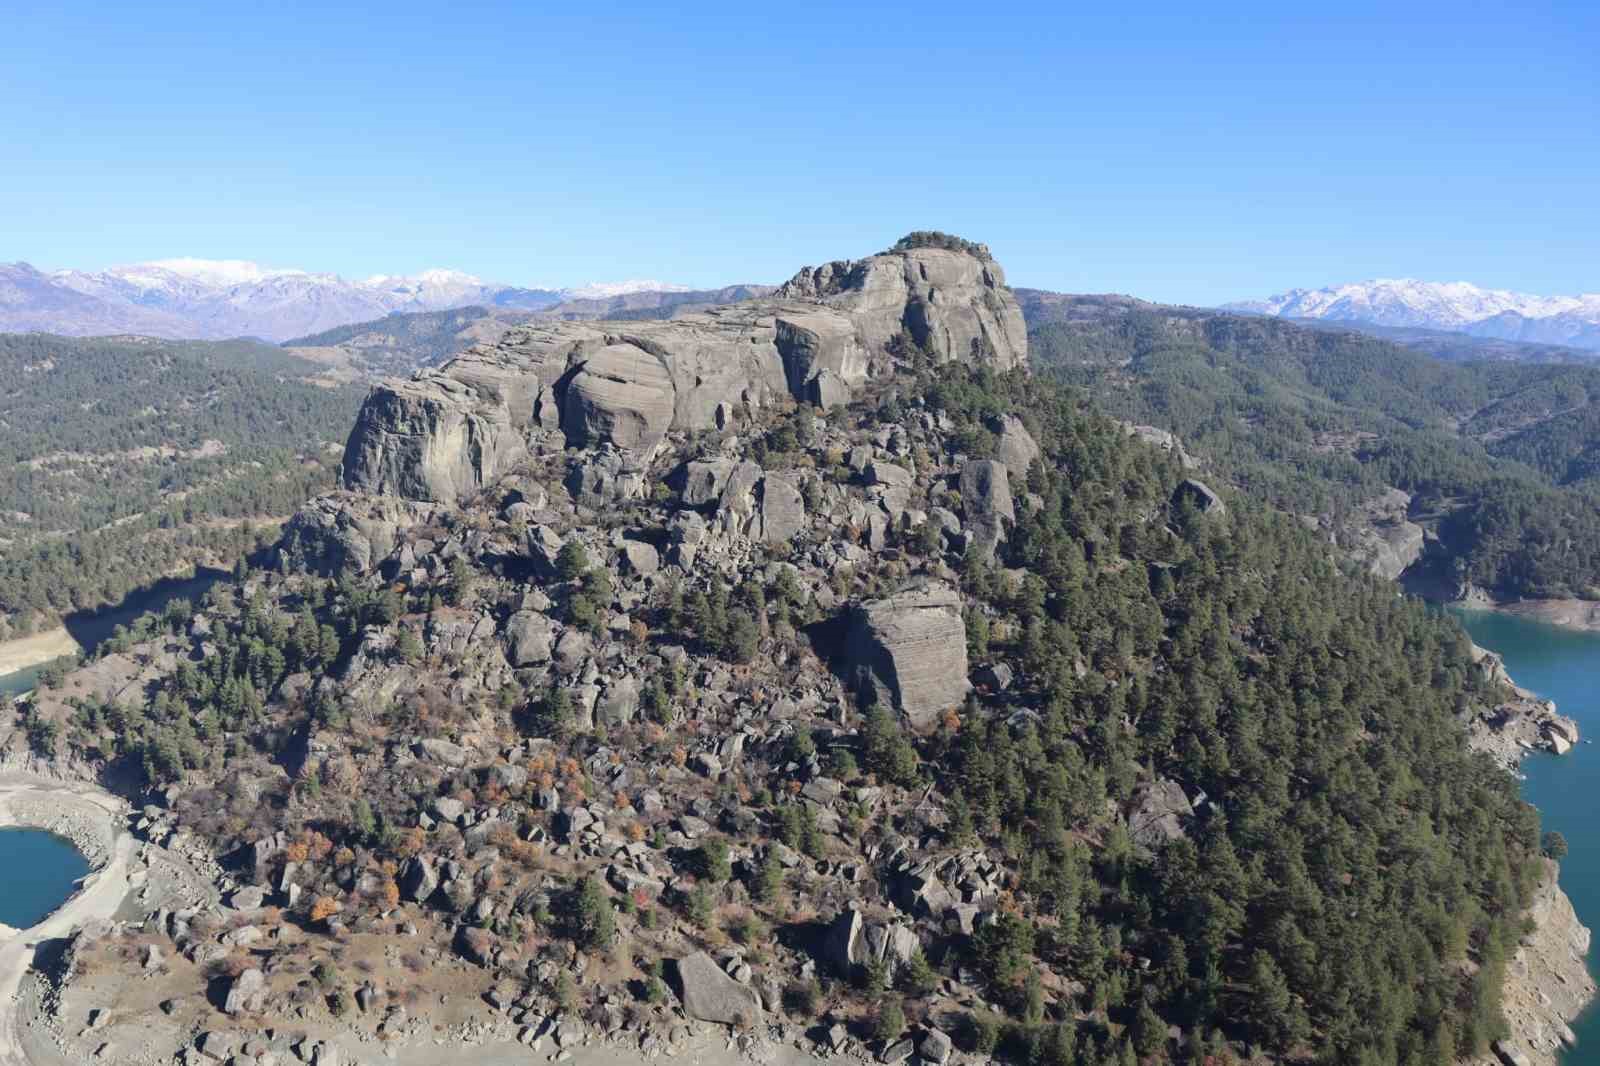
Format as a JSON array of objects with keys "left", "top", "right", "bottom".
[
  {"left": 1227, "top": 279, "right": 1600, "bottom": 351},
  {"left": 0, "top": 258, "right": 700, "bottom": 342}
]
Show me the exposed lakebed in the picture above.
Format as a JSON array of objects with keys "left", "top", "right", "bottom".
[
  {"left": 1456, "top": 610, "right": 1600, "bottom": 1064},
  {"left": 0, "top": 828, "right": 90, "bottom": 929}
]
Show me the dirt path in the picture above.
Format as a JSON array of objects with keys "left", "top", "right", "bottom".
[{"left": 0, "top": 778, "right": 134, "bottom": 1066}]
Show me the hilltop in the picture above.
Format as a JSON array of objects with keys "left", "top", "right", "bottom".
[{"left": 0, "top": 234, "right": 1582, "bottom": 1066}]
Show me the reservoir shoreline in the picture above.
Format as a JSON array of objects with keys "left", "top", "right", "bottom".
[{"left": 1458, "top": 610, "right": 1600, "bottom": 1066}]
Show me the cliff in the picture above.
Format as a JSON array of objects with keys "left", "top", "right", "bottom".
[{"left": 338, "top": 242, "right": 1027, "bottom": 504}]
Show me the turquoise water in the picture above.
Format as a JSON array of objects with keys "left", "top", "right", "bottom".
[
  {"left": 0, "top": 662, "right": 47, "bottom": 698},
  {"left": 0, "top": 828, "right": 90, "bottom": 928},
  {"left": 1456, "top": 610, "right": 1600, "bottom": 1063}
]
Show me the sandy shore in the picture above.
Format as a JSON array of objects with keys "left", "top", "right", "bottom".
[
  {"left": 0, "top": 632, "right": 80, "bottom": 680},
  {"left": 0, "top": 775, "right": 134, "bottom": 1066}
]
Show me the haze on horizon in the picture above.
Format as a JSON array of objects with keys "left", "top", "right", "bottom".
[{"left": 2, "top": 0, "right": 1596, "bottom": 305}]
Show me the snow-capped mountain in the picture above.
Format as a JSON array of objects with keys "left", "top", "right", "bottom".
[
  {"left": 1227, "top": 279, "right": 1600, "bottom": 351},
  {"left": 560, "top": 280, "right": 692, "bottom": 301},
  {"left": 0, "top": 258, "right": 698, "bottom": 342}
]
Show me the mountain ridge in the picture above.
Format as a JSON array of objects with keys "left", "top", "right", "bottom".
[
  {"left": 0, "top": 258, "right": 710, "bottom": 342},
  {"left": 1228, "top": 277, "right": 1600, "bottom": 351}
]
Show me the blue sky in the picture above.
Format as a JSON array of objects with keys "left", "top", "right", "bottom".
[{"left": 2, "top": 1, "right": 1596, "bottom": 304}]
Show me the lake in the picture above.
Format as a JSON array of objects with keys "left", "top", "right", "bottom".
[
  {"left": 0, "top": 567, "right": 229, "bottom": 699},
  {"left": 0, "top": 828, "right": 91, "bottom": 929},
  {"left": 1456, "top": 610, "right": 1600, "bottom": 1064}
]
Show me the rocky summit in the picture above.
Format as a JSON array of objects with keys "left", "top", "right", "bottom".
[{"left": 336, "top": 240, "right": 1025, "bottom": 505}]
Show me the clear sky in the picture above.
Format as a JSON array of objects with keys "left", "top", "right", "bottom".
[{"left": 2, "top": 1, "right": 1596, "bottom": 304}]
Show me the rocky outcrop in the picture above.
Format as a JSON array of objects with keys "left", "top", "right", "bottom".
[
  {"left": 1126, "top": 777, "right": 1195, "bottom": 854},
  {"left": 844, "top": 581, "right": 971, "bottom": 728},
  {"left": 562, "top": 343, "right": 676, "bottom": 451},
  {"left": 776, "top": 245, "right": 1027, "bottom": 371},
  {"left": 1173, "top": 478, "right": 1226, "bottom": 517},
  {"left": 1349, "top": 488, "right": 1426, "bottom": 581},
  {"left": 276, "top": 493, "right": 437, "bottom": 575},
  {"left": 1120, "top": 422, "right": 1198, "bottom": 470},
  {"left": 673, "top": 951, "right": 764, "bottom": 1027},
  {"left": 337, "top": 239, "right": 1028, "bottom": 504},
  {"left": 992, "top": 414, "right": 1040, "bottom": 479},
  {"left": 959, "top": 459, "right": 1014, "bottom": 560},
  {"left": 1474, "top": 860, "right": 1595, "bottom": 1066},
  {"left": 343, "top": 372, "right": 528, "bottom": 502}
]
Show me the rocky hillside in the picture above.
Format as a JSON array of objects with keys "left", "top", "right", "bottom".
[{"left": 3, "top": 235, "right": 1563, "bottom": 1066}]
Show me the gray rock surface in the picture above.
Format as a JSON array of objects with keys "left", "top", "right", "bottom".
[
  {"left": 563, "top": 343, "right": 677, "bottom": 451},
  {"left": 1174, "top": 478, "right": 1226, "bottom": 516},
  {"left": 845, "top": 581, "right": 971, "bottom": 728},
  {"left": 992, "top": 414, "right": 1040, "bottom": 479},
  {"left": 1127, "top": 777, "right": 1194, "bottom": 854},
  {"left": 960, "top": 459, "right": 1014, "bottom": 560},
  {"left": 223, "top": 967, "right": 266, "bottom": 1015},
  {"left": 759, "top": 473, "right": 807, "bottom": 544},
  {"left": 673, "top": 951, "right": 764, "bottom": 1027},
  {"left": 343, "top": 372, "right": 527, "bottom": 502},
  {"left": 505, "top": 610, "right": 556, "bottom": 666},
  {"left": 336, "top": 242, "right": 1025, "bottom": 503}
]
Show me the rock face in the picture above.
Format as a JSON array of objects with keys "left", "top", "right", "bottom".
[
  {"left": 1350, "top": 489, "right": 1426, "bottom": 581},
  {"left": 845, "top": 581, "right": 971, "bottom": 728},
  {"left": 673, "top": 951, "right": 764, "bottom": 1027},
  {"left": 960, "top": 460, "right": 1014, "bottom": 560},
  {"left": 562, "top": 343, "right": 677, "bottom": 451},
  {"left": 337, "top": 240, "right": 1028, "bottom": 504},
  {"left": 1173, "top": 478, "right": 1226, "bottom": 517},
  {"left": 992, "top": 415, "right": 1040, "bottom": 479},
  {"left": 343, "top": 373, "right": 527, "bottom": 502},
  {"left": 276, "top": 493, "right": 437, "bottom": 575},
  {"left": 1479, "top": 859, "right": 1596, "bottom": 1066},
  {"left": 776, "top": 245, "right": 1027, "bottom": 372}
]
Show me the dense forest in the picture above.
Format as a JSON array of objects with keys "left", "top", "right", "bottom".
[
  {"left": 1020, "top": 295, "right": 1600, "bottom": 600},
  {"left": 34, "top": 356, "right": 1545, "bottom": 1065},
  {"left": 0, "top": 333, "right": 362, "bottom": 633}
]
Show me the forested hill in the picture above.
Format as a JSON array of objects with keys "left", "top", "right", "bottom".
[
  {"left": 7, "top": 231, "right": 1566, "bottom": 1065},
  {"left": 0, "top": 332, "right": 363, "bottom": 634},
  {"left": 1018, "top": 291, "right": 1600, "bottom": 602}
]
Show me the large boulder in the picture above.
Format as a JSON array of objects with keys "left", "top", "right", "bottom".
[
  {"left": 681, "top": 459, "right": 736, "bottom": 507},
  {"left": 959, "top": 460, "right": 1014, "bottom": 561},
  {"left": 596, "top": 678, "right": 640, "bottom": 728},
  {"left": 992, "top": 415, "right": 1040, "bottom": 480},
  {"left": 844, "top": 581, "right": 971, "bottom": 728},
  {"left": 1126, "top": 777, "right": 1194, "bottom": 854},
  {"left": 1173, "top": 478, "right": 1226, "bottom": 517},
  {"left": 342, "top": 372, "right": 527, "bottom": 503},
  {"left": 562, "top": 344, "right": 677, "bottom": 452},
  {"left": 223, "top": 968, "right": 267, "bottom": 1015},
  {"left": 673, "top": 951, "right": 764, "bottom": 1028},
  {"left": 759, "top": 473, "right": 807, "bottom": 544},
  {"left": 824, "top": 908, "right": 865, "bottom": 973},
  {"left": 504, "top": 611, "right": 556, "bottom": 666},
  {"left": 399, "top": 856, "right": 439, "bottom": 902}
]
